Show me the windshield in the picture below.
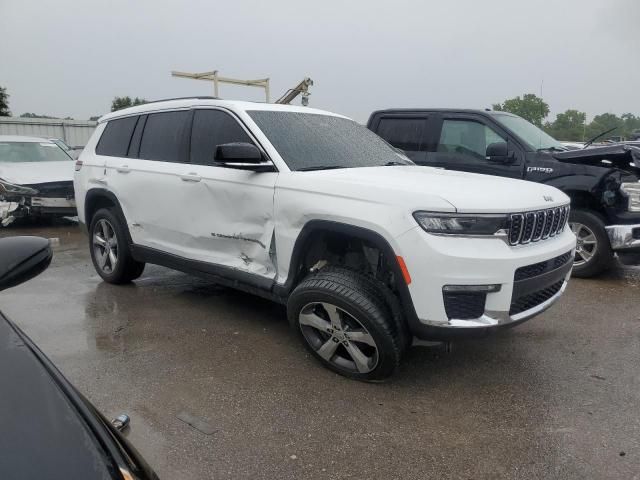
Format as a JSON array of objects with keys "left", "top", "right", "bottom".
[
  {"left": 248, "top": 111, "right": 412, "bottom": 171},
  {"left": 491, "top": 113, "right": 564, "bottom": 151},
  {"left": 0, "top": 141, "right": 72, "bottom": 163}
]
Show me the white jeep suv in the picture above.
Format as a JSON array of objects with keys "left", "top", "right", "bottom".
[{"left": 74, "top": 98, "right": 576, "bottom": 381}]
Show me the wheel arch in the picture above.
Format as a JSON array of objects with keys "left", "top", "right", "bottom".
[
  {"left": 84, "top": 189, "right": 133, "bottom": 245},
  {"left": 274, "top": 220, "right": 419, "bottom": 326}
]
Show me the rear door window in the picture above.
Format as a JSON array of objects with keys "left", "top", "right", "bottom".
[
  {"left": 139, "top": 111, "right": 190, "bottom": 162},
  {"left": 190, "top": 109, "right": 254, "bottom": 165},
  {"left": 96, "top": 116, "right": 138, "bottom": 157}
]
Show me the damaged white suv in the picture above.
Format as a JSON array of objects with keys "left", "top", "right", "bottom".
[{"left": 75, "top": 98, "right": 576, "bottom": 381}]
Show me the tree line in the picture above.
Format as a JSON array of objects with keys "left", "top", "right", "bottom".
[
  {"left": 1, "top": 85, "right": 639, "bottom": 141},
  {"left": 493, "top": 93, "right": 640, "bottom": 141}
]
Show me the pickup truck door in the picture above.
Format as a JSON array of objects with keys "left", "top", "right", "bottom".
[
  {"left": 427, "top": 113, "right": 524, "bottom": 179},
  {"left": 175, "top": 108, "right": 278, "bottom": 285}
]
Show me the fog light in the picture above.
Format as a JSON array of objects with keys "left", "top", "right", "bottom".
[{"left": 442, "top": 284, "right": 502, "bottom": 293}]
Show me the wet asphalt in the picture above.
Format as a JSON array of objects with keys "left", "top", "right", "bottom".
[{"left": 0, "top": 222, "right": 638, "bottom": 480}]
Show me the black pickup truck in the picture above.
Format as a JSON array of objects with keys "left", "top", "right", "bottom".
[{"left": 367, "top": 109, "right": 640, "bottom": 277}]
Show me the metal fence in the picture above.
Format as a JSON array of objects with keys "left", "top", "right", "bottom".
[{"left": 0, "top": 117, "right": 97, "bottom": 147}]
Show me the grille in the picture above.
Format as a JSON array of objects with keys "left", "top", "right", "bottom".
[
  {"left": 443, "top": 292, "right": 486, "bottom": 320},
  {"left": 509, "top": 205, "right": 569, "bottom": 246},
  {"left": 23, "top": 181, "right": 74, "bottom": 198},
  {"left": 509, "top": 281, "right": 563, "bottom": 315},
  {"left": 514, "top": 250, "right": 573, "bottom": 281}
]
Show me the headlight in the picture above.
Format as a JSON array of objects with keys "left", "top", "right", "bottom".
[
  {"left": 413, "top": 211, "right": 508, "bottom": 235},
  {"left": 621, "top": 182, "right": 640, "bottom": 212},
  {"left": 0, "top": 179, "right": 39, "bottom": 196}
]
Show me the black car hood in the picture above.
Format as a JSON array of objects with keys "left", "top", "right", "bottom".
[
  {"left": 0, "top": 314, "right": 114, "bottom": 479},
  {"left": 552, "top": 144, "right": 640, "bottom": 175}
]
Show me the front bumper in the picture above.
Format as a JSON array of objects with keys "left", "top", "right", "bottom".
[
  {"left": 394, "top": 226, "right": 576, "bottom": 340},
  {"left": 605, "top": 223, "right": 640, "bottom": 252}
]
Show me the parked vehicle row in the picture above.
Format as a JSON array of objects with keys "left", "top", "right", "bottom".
[
  {"left": 74, "top": 98, "right": 576, "bottom": 381},
  {"left": 367, "top": 109, "right": 640, "bottom": 277}
]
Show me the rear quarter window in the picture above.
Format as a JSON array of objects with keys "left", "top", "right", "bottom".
[{"left": 95, "top": 116, "right": 138, "bottom": 157}]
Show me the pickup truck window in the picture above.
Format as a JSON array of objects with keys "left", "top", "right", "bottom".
[
  {"left": 438, "top": 119, "right": 505, "bottom": 159},
  {"left": 376, "top": 117, "right": 425, "bottom": 152},
  {"left": 491, "top": 112, "right": 563, "bottom": 151},
  {"left": 248, "top": 111, "right": 410, "bottom": 171}
]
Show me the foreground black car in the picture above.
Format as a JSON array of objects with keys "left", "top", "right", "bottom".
[{"left": 0, "top": 236, "right": 158, "bottom": 480}]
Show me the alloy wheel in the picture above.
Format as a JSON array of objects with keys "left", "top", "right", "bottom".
[
  {"left": 93, "top": 219, "right": 118, "bottom": 273},
  {"left": 570, "top": 222, "right": 598, "bottom": 266},
  {"left": 298, "top": 302, "right": 379, "bottom": 374}
]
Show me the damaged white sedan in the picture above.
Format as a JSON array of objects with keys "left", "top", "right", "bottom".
[{"left": 0, "top": 136, "right": 77, "bottom": 226}]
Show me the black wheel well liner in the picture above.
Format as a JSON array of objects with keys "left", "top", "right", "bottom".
[
  {"left": 274, "top": 220, "right": 420, "bottom": 326},
  {"left": 84, "top": 189, "right": 133, "bottom": 245}
]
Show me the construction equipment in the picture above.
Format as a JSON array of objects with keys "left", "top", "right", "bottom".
[
  {"left": 171, "top": 70, "right": 271, "bottom": 102},
  {"left": 171, "top": 69, "right": 314, "bottom": 106},
  {"left": 275, "top": 77, "right": 314, "bottom": 106}
]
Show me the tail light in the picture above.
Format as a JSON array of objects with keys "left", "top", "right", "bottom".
[{"left": 75, "top": 160, "right": 83, "bottom": 171}]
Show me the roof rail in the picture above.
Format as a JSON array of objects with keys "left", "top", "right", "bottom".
[{"left": 145, "top": 96, "right": 220, "bottom": 104}]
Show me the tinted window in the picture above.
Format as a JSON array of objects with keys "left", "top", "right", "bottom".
[
  {"left": 127, "top": 115, "right": 146, "bottom": 158},
  {"left": 139, "top": 111, "right": 189, "bottom": 162},
  {"left": 376, "top": 117, "right": 426, "bottom": 151},
  {"left": 190, "top": 109, "right": 253, "bottom": 165},
  {"left": 438, "top": 119, "right": 505, "bottom": 159},
  {"left": 96, "top": 116, "right": 138, "bottom": 157}
]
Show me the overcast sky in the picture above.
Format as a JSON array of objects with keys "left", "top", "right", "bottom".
[{"left": 1, "top": 0, "right": 638, "bottom": 122}]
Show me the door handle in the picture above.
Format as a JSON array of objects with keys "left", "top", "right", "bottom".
[
  {"left": 180, "top": 173, "right": 202, "bottom": 182},
  {"left": 116, "top": 165, "right": 131, "bottom": 174}
]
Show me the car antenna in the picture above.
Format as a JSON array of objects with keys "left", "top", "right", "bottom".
[{"left": 583, "top": 126, "right": 618, "bottom": 149}]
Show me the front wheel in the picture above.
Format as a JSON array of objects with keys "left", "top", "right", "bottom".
[
  {"left": 287, "top": 267, "right": 403, "bottom": 382},
  {"left": 569, "top": 209, "right": 614, "bottom": 278}
]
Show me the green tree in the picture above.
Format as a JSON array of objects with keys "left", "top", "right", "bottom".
[
  {"left": 545, "top": 109, "right": 587, "bottom": 141},
  {"left": 584, "top": 113, "right": 624, "bottom": 141},
  {"left": 0, "top": 86, "right": 10, "bottom": 116},
  {"left": 111, "top": 96, "right": 146, "bottom": 112},
  {"left": 492, "top": 93, "right": 550, "bottom": 127},
  {"left": 20, "top": 112, "right": 59, "bottom": 119}
]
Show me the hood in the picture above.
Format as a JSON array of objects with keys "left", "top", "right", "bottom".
[
  {"left": 286, "top": 166, "right": 569, "bottom": 213},
  {"left": 0, "top": 161, "right": 75, "bottom": 185},
  {"left": 552, "top": 144, "right": 640, "bottom": 175}
]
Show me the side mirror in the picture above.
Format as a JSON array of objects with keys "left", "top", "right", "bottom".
[
  {"left": 0, "top": 237, "right": 52, "bottom": 292},
  {"left": 215, "top": 142, "right": 263, "bottom": 163},
  {"left": 486, "top": 142, "right": 513, "bottom": 163},
  {"left": 213, "top": 143, "right": 273, "bottom": 172}
]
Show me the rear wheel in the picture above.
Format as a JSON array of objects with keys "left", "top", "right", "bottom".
[
  {"left": 288, "top": 267, "right": 403, "bottom": 382},
  {"left": 569, "top": 209, "right": 613, "bottom": 278},
  {"left": 89, "top": 208, "right": 145, "bottom": 284}
]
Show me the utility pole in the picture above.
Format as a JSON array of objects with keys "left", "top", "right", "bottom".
[{"left": 171, "top": 70, "right": 271, "bottom": 102}]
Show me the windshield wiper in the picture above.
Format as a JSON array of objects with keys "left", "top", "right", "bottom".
[
  {"left": 383, "top": 161, "right": 413, "bottom": 166},
  {"left": 296, "top": 165, "right": 346, "bottom": 172},
  {"left": 583, "top": 126, "right": 618, "bottom": 149},
  {"left": 537, "top": 146, "right": 566, "bottom": 152}
]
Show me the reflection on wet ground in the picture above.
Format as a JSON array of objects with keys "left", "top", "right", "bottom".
[{"left": 0, "top": 223, "right": 638, "bottom": 479}]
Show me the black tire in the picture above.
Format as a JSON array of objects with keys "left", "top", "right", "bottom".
[
  {"left": 569, "top": 209, "right": 614, "bottom": 278},
  {"left": 89, "top": 208, "right": 145, "bottom": 284},
  {"left": 287, "top": 267, "right": 403, "bottom": 382}
]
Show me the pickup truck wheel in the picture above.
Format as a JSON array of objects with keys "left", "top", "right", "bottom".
[
  {"left": 288, "top": 267, "right": 402, "bottom": 382},
  {"left": 89, "top": 208, "right": 145, "bottom": 284},
  {"left": 568, "top": 209, "right": 613, "bottom": 278}
]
